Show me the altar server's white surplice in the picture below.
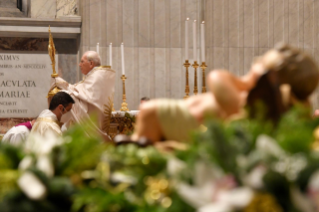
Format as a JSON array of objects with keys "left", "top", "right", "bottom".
[{"left": 2, "top": 125, "right": 30, "bottom": 146}]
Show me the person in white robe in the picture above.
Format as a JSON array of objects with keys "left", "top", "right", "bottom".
[
  {"left": 31, "top": 92, "right": 74, "bottom": 137},
  {"left": 49, "top": 51, "right": 115, "bottom": 141},
  {"left": 2, "top": 120, "right": 36, "bottom": 145}
]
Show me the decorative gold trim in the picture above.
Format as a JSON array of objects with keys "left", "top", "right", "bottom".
[
  {"left": 47, "top": 87, "right": 61, "bottom": 98},
  {"left": 98, "top": 66, "right": 115, "bottom": 73},
  {"left": 99, "top": 65, "right": 111, "bottom": 68},
  {"left": 32, "top": 117, "right": 61, "bottom": 133},
  {"left": 192, "top": 61, "right": 199, "bottom": 95},
  {"left": 102, "top": 96, "right": 113, "bottom": 134},
  {"left": 36, "top": 117, "right": 61, "bottom": 126},
  {"left": 183, "top": 60, "right": 191, "bottom": 99}
]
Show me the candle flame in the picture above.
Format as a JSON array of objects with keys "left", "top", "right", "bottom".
[
  {"left": 186, "top": 17, "right": 189, "bottom": 21},
  {"left": 202, "top": 21, "right": 205, "bottom": 24},
  {"left": 194, "top": 20, "right": 197, "bottom": 22},
  {"left": 110, "top": 43, "right": 112, "bottom": 45},
  {"left": 121, "top": 42, "right": 124, "bottom": 45}
]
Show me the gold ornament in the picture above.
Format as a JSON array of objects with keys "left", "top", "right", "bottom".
[
  {"left": 47, "top": 26, "right": 61, "bottom": 99},
  {"left": 192, "top": 61, "right": 199, "bottom": 95},
  {"left": 102, "top": 96, "right": 114, "bottom": 135},
  {"left": 144, "top": 177, "right": 172, "bottom": 208},
  {"left": 200, "top": 62, "right": 207, "bottom": 93},
  {"left": 183, "top": 60, "right": 191, "bottom": 99},
  {"left": 120, "top": 75, "right": 129, "bottom": 112},
  {"left": 48, "top": 26, "right": 58, "bottom": 78}
]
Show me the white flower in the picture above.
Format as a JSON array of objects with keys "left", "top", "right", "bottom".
[
  {"left": 244, "top": 165, "right": 267, "bottom": 189},
  {"left": 197, "top": 188, "right": 254, "bottom": 212},
  {"left": 167, "top": 157, "right": 186, "bottom": 177},
  {"left": 256, "top": 135, "right": 284, "bottom": 158},
  {"left": 175, "top": 161, "right": 252, "bottom": 211},
  {"left": 273, "top": 154, "right": 307, "bottom": 181},
  {"left": 290, "top": 186, "right": 315, "bottom": 212},
  {"left": 18, "top": 156, "right": 34, "bottom": 171},
  {"left": 198, "top": 202, "right": 232, "bottom": 212},
  {"left": 218, "top": 187, "right": 254, "bottom": 208},
  {"left": 36, "top": 155, "right": 54, "bottom": 178},
  {"left": 25, "top": 131, "right": 63, "bottom": 155},
  {"left": 111, "top": 172, "right": 137, "bottom": 184},
  {"left": 18, "top": 172, "right": 47, "bottom": 200},
  {"left": 309, "top": 170, "right": 319, "bottom": 190},
  {"left": 177, "top": 181, "right": 216, "bottom": 208}
]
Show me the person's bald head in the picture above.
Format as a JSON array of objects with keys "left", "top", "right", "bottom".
[{"left": 79, "top": 51, "right": 101, "bottom": 75}]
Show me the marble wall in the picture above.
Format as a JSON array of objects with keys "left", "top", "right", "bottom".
[
  {"left": 204, "top": 0, "right": 319, "bottom": 110},
  {"left": 72, "top": 0, "right": 319, "bottom": 110},
  {"left": 79, "top": 0, "right": 204, "bottom": 110},
  {"left": 30, "top": 0, "right": 57, "bottom": 18},
  {"left": 57, "top": 0, "right": 78, "bottom": 16}
]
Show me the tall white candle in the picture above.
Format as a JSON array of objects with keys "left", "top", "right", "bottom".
[
  {"left": 96, "top": 43, "right": 99, "bottom": 54},
  {"left": 185, "top": 18, "right": 189, "bottom": 60},
  {"left": 109, "top": 43, "right": 112, "bottom": 67},
  {"left": 121, "top": 43, "right": 125, "bottom": 75},
  {"left": 201, "top": 21, "right": 205, "bottom": 62},
  {"left": 193, "top": 20, "right": 197, "bottom": 62}
]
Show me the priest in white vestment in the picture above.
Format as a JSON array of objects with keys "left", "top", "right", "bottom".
[
  {"left": 49, "top": 51, "right": 115, "bottom": 141},
  {"left": 31, "top": 92, "right": 74, "bottom": 137}
]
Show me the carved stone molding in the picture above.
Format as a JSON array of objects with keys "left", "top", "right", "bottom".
[{"left": 0, "top": 17, "right": 81, "bottom": 38}]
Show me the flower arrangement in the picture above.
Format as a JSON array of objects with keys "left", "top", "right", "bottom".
[{"left": 1, "top": 106, "right": 319, "bottom": 212}]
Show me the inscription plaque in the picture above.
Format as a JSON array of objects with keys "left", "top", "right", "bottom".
[{"left": 0, "top": 53, "right": 57, "bottom": 118}]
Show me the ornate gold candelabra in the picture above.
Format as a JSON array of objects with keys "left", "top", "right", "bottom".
[
  {"left": 183, "top": 60, "right": 191, "bottom": 99},
  {"left": 200, "top": 62, "right": 207, "bottom": 93},
  {"left": 192, "top": 61, "right": 199, "bottom": 95},
  {"left": 120, "top": 75, "right": 129, "bottom": 112}
]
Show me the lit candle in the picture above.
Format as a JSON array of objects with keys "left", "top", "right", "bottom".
[
  {"left": 185, "top": 18, "right": 189, "bottom": 60},
  {"left": 193, "top": 20, "right": 197, "bottom": 62},
  {"left": 121, "top": 43, "right": 125, "bottom": 75},
  {"left": 96, "top": 43, "right": 99, "bottom": 54},
  {"left": 109, "top": 43, "right": 112, "bottom": 67},
  {"left": 201, "top": 21, "right": 205, "bottom": 62}
]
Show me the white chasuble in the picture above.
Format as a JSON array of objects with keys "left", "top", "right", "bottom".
[{"left": 50, "top": 66, "right": 116, "bottom": 141}]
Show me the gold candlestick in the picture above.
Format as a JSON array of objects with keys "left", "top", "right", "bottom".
[
  {"left": 200, "top": 62, "right": 207, "bottom": 93},
  {"left": 120, "top": 75, "right": 129, "bottom": 112},
  {"left": 183, "top": 60, "right": 191, "bottom": 99},
  {"left": 192, "top": 61, "right": 199, "bottom": 95}
]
